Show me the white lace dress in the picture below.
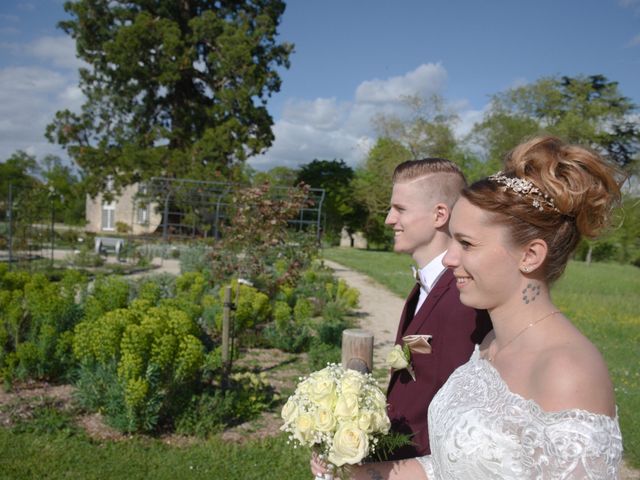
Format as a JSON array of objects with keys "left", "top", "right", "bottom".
[{"left": 417, "top": 346, "right": 623, "bottom": 479}]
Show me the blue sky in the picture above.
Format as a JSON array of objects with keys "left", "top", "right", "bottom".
[{"left": 1, "top": 0, "right": 639, "bottom": 171}]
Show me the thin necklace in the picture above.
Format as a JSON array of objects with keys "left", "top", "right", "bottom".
[{"left": 488, "top": 310, "right": 560, "bottom": 362}]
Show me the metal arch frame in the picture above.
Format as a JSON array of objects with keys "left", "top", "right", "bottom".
[{"left": 142, "top": 177, "right": 325, "bottom": 241}]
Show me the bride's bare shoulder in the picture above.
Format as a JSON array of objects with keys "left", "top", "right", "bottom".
[{"left": 533, "top": 337, "right": 615, "bottom": 417}]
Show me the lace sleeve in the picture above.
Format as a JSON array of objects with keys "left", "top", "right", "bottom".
[{"left": 526, "top": 410, "right": 623, "bottom": 479}]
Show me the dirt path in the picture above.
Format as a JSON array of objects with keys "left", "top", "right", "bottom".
[
  {"left": 323, "top": 259, "right": 404, "bottom": 368},
  {"left": 322, "top": 258, "right": 640, "bottom": 480}
]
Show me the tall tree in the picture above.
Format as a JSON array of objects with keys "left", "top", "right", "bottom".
[
  {"left": 0, "top": 151, "right": 40, "bottom": 200},
  {"left": 40, "top": 155, "right": 86, "bottom": 225},
  {"left": 475, "top": 74, "right": 639, "bottom": 171},
  {"left": 352, "top": 138, "right": 412, "bottom": 247},
  {"left": 296, "top": 159, "right": 363, "bottom": 243},
  {"left": 46, "top": 0, "right": 293, "bottom": 196},
  {"left": 372, "top": 94, "right": 459, "bottom": 160}
]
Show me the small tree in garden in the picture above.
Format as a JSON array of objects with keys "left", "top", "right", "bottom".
[{"left": 210, "top": 182, "right": 317, "bottom": 292}]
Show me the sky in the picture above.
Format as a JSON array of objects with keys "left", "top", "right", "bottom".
[{"left": 0, "top": 0, "right": 639, "bottom": 172}]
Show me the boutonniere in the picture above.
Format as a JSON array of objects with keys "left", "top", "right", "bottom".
[{"left": 386, "top": 335, "right": 433, "bottom": 382}]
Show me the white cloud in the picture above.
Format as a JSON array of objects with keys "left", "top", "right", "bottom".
[
  {"left": 355, "top": 63, "right": 447, "bottom": 104},
  {"left": 0, "top": 64, "right": 81, "bottom": 162},
  {"left": 251, "top": 63, "right": 465, "bottom": 171},
  {"left": 626, "top": 33, "right": 640, "bottom": 47},
  {"left": 26, "top": 36, "right": 83, "bottom": 70},
  {"left": 281, "top": 97, "right": 346, "bottom": 131}
]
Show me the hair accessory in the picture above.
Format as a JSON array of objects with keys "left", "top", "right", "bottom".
[{"left": 488, "top": 171, "right": 560, "bottom": 212}]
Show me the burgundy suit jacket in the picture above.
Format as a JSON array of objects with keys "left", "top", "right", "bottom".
[{"left": 386, "top": 268, "right": 492, "bottom": 460}]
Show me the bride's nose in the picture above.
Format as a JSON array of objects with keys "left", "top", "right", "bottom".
[{"left": 443, "top": 246, "right": 459, "bottom": 268}]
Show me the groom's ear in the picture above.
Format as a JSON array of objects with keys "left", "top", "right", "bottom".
[{"left": 433, "top": 203, "right": 450, "bottom": 228}]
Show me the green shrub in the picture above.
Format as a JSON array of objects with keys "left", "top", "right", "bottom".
[
  {"left": 293, "top": 297, "right": 312, "bottom": 323},
  {"left": 73, "top": 303, "right": 205, "bottom": 433},
  {"left": 273, "top": 301, "right": 292, "bottom": 330},
  {"left": 10, "top": 398, "right": 81, "bottom": 437},
  {"left": 175, "top": 372, "right": 277, "bottom": 437},
  {"left": 179, "top": 243, "right": 210, "bottom": 275},
  {"left": 307, "top": 341, "right": 341, "bottom": 371},
  {"left": 213, "top": 281, "right": 271, "bottom": 332},
  {"left": 0, "top": 271, "right": 86, "bottom": 383},
  {"left": 263, "top": 323, "right": 312, "bottom": 353},
  {"left": 83, "top": 276, "right": 130, "bottom": 322}
]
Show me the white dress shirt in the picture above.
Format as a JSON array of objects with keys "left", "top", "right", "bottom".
[{"left": 414, "top": 250, "right": 447, "bottom": 314}]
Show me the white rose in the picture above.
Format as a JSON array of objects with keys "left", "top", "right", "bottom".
[
  {"left": 327, "top": 422, "right": 369, "bottom": 467},
  {"left": 281, "top": 397, "right": 299, "bottom": 424},
  {"left": 294, "top": 413, "right": 315, "bottom": 444},
  {"left": 315, "top": 407, "right": 337, "bottom": 432},
  {"left": 357, "top": 411, "right": 374, "bottom": 433},
  {"left": 340, "top": 370, "right": 365, "bottom": 395},
  {"left": 369, "top": 388, "right": 387, "bottom": 410},
  {"left": 309, "top": 375, "right": 337, "bottom": 410},
  {"left": 334, "top": 392, "right": 359, "bottom": 419},
  {"left": 371, "top": 410, "right": 391, "bottom": 433},
  {"left": 386, "top": 344, "right": 409, "bottom": 370}
]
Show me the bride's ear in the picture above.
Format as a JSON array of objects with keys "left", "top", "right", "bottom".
[{"left": 519, "top": 239, "right": 548, "bottom": 274}]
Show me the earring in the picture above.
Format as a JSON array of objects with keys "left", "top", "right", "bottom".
[{"left": 521, "top": 266, "right": 530, "bottom": 273}]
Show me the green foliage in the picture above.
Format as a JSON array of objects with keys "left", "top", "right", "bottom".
[
  {"left": 0, "top": 271, "right": 87, "bottom": 383},
  {"left": 211, "top": 183, "right": 316, "bottom": 289},
  {"left": 307, "top": 341, "right": 341, "bottom": 371},
  {"left": 263, "top": 323, "right": 312, "bottom": 353},
  {"left": 353, "top": 137, "right": 410, "bottom": 247},
  {"left": 213, "top": 281, "right": 271, "bottom": 333},
  {"left": 9, "top": 398, "right": 81, "bottom": 437},
  {"left": 47, "top": 1, "right": 293, "bottom": 194},
  {"left": 296, "top": 159, "right": 364, "bottom": 243},
  {"left": 176, "top": 371, "right": 277, "bottom": 437},
  {"left": 179, "top": 243, "right": 211, "bottom": 275},
  {"left": 83, "top": 276, "right": 130, "bottom": 322},
  {"left": 481, "top": 74, "right": 639, "bottom": 171},
  {"left": 73, "top": 302, "right": 205, "bottom": 433}
]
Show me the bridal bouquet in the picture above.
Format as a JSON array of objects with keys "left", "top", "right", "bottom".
[{"left": 281, "top": 363, "right": 391, "bottom": 478}]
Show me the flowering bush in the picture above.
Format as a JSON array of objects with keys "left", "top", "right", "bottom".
[{"left": 281, "top": 364, "right": 391, "bottom": 471}]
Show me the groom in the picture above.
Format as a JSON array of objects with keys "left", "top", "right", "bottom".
[{"left": 385, "top": 158, "right": 492, "bottom": 460}]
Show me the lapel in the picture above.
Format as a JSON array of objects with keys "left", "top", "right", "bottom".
[
  {"left": 404, "top": 269, "right": 454, "bottom": 336},
  {"left": 396, "top": 283, "right": 420, "bottom": 343}
]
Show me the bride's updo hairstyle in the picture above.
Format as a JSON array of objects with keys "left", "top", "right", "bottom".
[{"left": 462, "top": 136, "right": 622, "bottom": 283}]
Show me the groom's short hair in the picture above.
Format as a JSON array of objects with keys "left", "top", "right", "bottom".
[{"left": 392, "top": 158, "right": 467, "bottom": 209}]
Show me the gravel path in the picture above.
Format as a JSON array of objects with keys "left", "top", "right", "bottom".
[{"left": 323, "top": 259, "right": 405, "bottom": 368}]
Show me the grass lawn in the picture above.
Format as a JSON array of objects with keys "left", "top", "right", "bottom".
[
  {"left": 322, "top": 247, "right": 640, "bottom": 468},
  {"left": 0, "top": 429, "right": 309, "bottom": 479}
]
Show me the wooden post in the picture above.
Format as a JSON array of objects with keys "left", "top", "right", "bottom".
[
  {"left": 221, "top": 285, "right": 232, "bottom": 383},
  {"left": 341, "top": 329, "right": 374, "bottom": 373}
]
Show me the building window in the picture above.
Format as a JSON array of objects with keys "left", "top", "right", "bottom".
[
  {"left": 101, "top": 202, "right": 115, "bottom": 231},
  {"left": 136, "top": 203, "right": 149, "bottom": 224},
  {"left": 136, "top": 184, "right": 149, "bottom": 224}
]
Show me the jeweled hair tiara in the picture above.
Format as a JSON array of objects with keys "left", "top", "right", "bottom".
[{"left": 488, "top": 172, "right": 560, "bottom": 212}]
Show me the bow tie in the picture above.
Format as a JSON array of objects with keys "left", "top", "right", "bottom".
[{"left": 411, "top": 266, "right": 429, "bottom": 293}]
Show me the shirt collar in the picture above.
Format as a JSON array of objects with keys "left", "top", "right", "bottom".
[{"left": 417, "top": 250, "right": 447, "bottom": 292}]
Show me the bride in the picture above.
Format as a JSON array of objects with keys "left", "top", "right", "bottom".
[{"left": 311, "top": 136, "right": 623, "bottom": 479}]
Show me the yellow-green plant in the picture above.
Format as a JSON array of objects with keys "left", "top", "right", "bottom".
[{"left": 73, "top": 301, "right": 205, "bottom": 432}]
